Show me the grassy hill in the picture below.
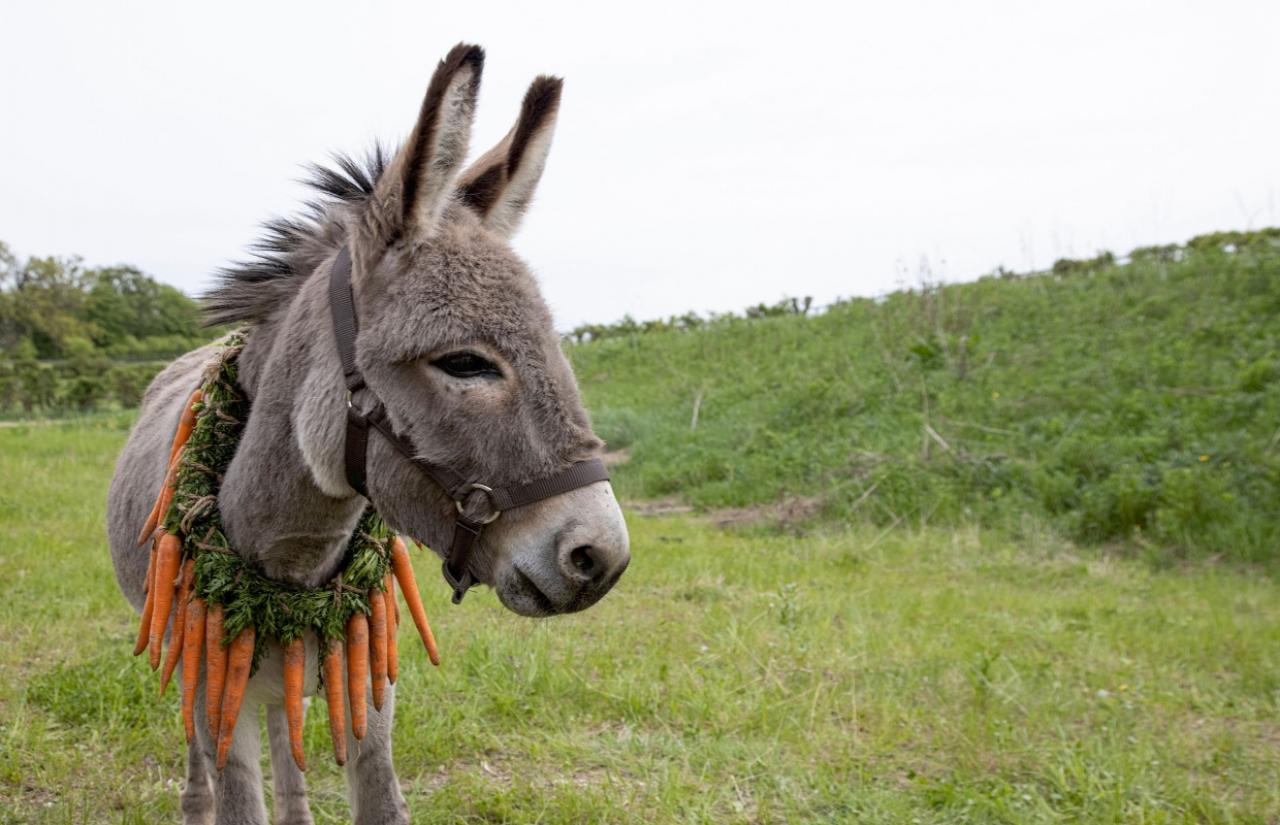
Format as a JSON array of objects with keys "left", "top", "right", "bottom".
[{"left": 571, "top": 232, "right": 1280, "bottom": 563}]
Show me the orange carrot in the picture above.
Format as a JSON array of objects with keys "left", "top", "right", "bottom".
[
  {"left": 133, "top": 545, "right": 158, "bottom": 656},
  {"left": 369, "top": 586, "right": 388, "bottom": 712},
  {"left": 205, "top": 603, "right": 227, "bottom": 738},
  {"left": 283, "top": 637, "right": 306, "bottom": 772},
  {"left": 384, "top": 573, "right": 398, "bottom": 685},
  {"left": 169, "top": 389, "right": 202, "bottom": 462},
  {"left": 346, "top": 612, "right": 368, "bottom": 740},
  {"left": 159, "top": 558, "right": 195, "bottom": 694},
  {"left": 181, "top": 597, "right": 206, "bottom": 742},
  {"left": 216, "top": 627, "right": 256, "bottom": 770},
  {"left": 137, "top": 495, "right": 163, "bottom": 547},
  {"left": 136, "top": 449, "right": 183, "bottom": 546},
  {"left": 144, "top": 544, "right": 155, "bottom": 593},
  {"left": 152, "top": 450, "right": 183, "bottom": 534},
  {"left": 148, "top": 533, "right": 181, "bottom": 670},
  {"left": 135, "top": 388, "right": 201, "bottom": 547},
  {"left": 323, "top": 637, "right": 347, "bottom": 766},
  {"left": 390, "top": 536, "right": 439, "bottom": 666}
]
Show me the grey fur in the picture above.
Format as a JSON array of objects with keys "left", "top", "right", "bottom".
[
  {"left": 266, "top": 704, "right": 314, "bottom": 824},
  {"left": 107, "top": 43, "right": 629, "bottom": 823}
]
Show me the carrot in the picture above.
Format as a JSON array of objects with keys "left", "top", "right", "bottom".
[
  {"left": 137, "top": 494, "right": 164, "bottom": 547},
  {"left": 170, "top": 389, "right": 202, "bottom": 461},
  {"left": 148, "top": 532, "right": 182, "bottom": 670},
  {"left": 136, "top": 449, "right": 183, "bottom": 546},
  {"left": 152, "top": 450, "right": 183, "bottom": 534},
  {"left": 216, "top": 626, "right": 256, "bottom": 770},
  {"left": 283, "top": 637, "right": 306, "bottom": 772},
  {"left": 133, "top": 545, "right": 158, "bottom": 656},
  {"left": 385, "top": 573, "right": 398, "bottom": 685},
  {"left": 159, "top": 558, "right": 195, "bottom": 694},
  {"left": 346, "top": 612, "right": 369, "bottom": 740},
  {"left": 369, "top": 586, "right": 388, "bottom": 712},
  {"left": 135, "top": 388, "right": 201, "bottom": 547},
  {"left": 323, "top": 637, "right": 347, "bottom": 766},
  {"left": 181, "top": 597, "right": 206, "bottom": 742},
  {"left": 205, "top": 602, "right": 227, "bottom": 738},
  {"left": 390, "top": 536, "right": 439, "bottom": 666}
]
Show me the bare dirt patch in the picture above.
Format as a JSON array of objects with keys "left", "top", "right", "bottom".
[
  {"left": 626, "top": 496, "right": 823, "bottom": 528},
  {"left": 626, "top": 497, "right": 694, "bottom": 517},
  {"left": 601, "top": 448, "right": 631, "bottom": 468},
  {"left": 708, "top": 496, "right": 823, "bottom": 528}
]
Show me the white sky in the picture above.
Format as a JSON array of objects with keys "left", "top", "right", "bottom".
[{"left": 3, "top": 1, "right": 1278, "bottom": 329}]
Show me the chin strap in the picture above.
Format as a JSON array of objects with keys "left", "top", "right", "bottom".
[{"left": 326, "top": 246, "right": 609, "bottom": 603}]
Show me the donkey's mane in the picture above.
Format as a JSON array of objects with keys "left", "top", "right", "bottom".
[{"left": 202, "top": 147, "right": 389, "bottom": 327}]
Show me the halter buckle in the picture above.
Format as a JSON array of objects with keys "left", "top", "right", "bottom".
[{"left": 454, "top": 482, "right": 502, "bottom": 525}]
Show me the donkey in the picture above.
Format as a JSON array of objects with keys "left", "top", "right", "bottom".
[{"left": 106, "top": 44, "right": 630, "bottom": 824}]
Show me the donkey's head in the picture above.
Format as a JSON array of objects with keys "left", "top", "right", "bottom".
[{"left": 326, "top": 45, "right": 628, "bottom": 616}]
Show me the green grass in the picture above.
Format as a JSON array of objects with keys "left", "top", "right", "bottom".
[
  {"left": 572, "top": 243, "right": 1280, "bottom": 562},
  {"left": 2, "top": 420, "right": 1278, "bottom": 823}
]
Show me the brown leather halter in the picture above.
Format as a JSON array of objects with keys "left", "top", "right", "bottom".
[{"left": 327, "top": 246, "right": 610, "bottom": 604}]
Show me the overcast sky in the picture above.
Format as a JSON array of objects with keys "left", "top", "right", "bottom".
[{"left": 3, "top": 1, "right": 1278, "bottom": 329}]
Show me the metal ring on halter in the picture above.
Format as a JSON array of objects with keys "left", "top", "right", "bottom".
[{"left": 454, "top": 482, "right": 502, "bottom": 525}]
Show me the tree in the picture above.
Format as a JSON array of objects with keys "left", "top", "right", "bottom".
[
  {"left": 83, "top": 265, "right": 200, "bottom": 347},
  {"left": 0, "top": 253, "right": 95, "bottom": 358},
  {"left": 0, "top": 242, "right": 203, "bottom": 359}
]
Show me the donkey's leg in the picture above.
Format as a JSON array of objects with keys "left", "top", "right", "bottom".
[
  {"left": 345, "top": 681, "right": 408, "bottom": 825},
  {"left": 183, "top": 675, "right": 216, "bottom": 825},
  {"left": 199, "top": 696, "right": 269, "bottom": 825},
  {"left": 182, "top": 735, "right": 216, "bottom": 824},
  {"left": 266, "top": 702, "right": 314, "bottom": 825}
]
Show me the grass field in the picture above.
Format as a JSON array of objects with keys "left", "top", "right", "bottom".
[{"left": 1, "top": 418, "right": 1277, "bottom": 823}]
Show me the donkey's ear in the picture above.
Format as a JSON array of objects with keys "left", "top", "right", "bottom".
[
  {"left": 368, "top": 43, "right": 484, "bottom": 242},
  {"left": 456, "top": 75, "right": 562, "bottom": 238}
]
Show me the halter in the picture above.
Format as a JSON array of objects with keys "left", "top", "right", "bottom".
[{"left": 327, "top": 246, "right": 609, "bottom": 604}]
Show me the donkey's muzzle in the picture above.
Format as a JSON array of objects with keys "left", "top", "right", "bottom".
[
  {"left": 496, "top": 489, "right": 630, "bottom": 617},
  {"left": 553, "top": 535, "right": 630, "bottom": 613}
]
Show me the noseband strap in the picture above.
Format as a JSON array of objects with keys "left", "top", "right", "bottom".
[{"left": 326, "top": 246, "right": 609, "bottom": 603}]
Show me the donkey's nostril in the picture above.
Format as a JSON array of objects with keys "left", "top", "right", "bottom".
[
  {"left": 554, "top": 521, "right": 630, "bottom": 595},
  {"left": 569, "top": 545, "right": 596, "bottom": 575}
]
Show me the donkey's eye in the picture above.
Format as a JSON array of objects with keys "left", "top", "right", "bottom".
[{"left": 431, "top": 352, "right": 502, "bottom": 379}]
